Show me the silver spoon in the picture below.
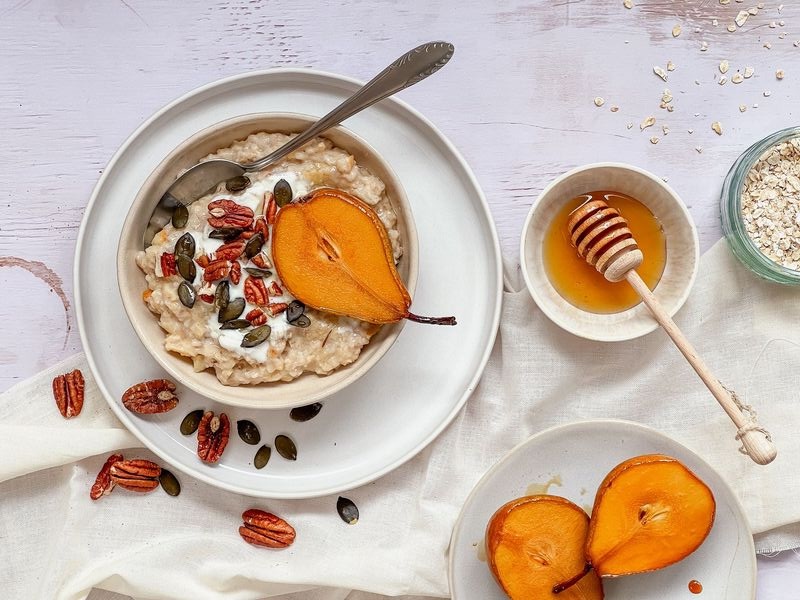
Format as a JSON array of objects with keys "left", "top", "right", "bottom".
[{"left": 144, "top": 41, "right": 455, "bottom": 247}]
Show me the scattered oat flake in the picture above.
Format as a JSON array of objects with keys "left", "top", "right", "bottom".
[
  {"left": 672, "top": 25, "right": 682, "bottom": 37},
  {"left": 662, "top": 89, "right": 673, "bottom": 103},
  {"left": 794, "top": 41, "right": 799, "bottom": 48},
  {"left": 667, "top": 60, "right": 676, "bottom": 71},
  {"left": 764, "top": 90, "right": 772, "bottom": 97},
  {"left": 627, "top": 122, "right": 634, "bottom": 129},
  {"left": 667, "top": 105, "right": 675, "bottom": 112},
  {"left": 623, "top": 0, "right": 633, "bottom": 8},
  {"left": 594, "top": 97, "right": 605, "bottom": 107},
  {"left": 779, "top": 20, "right": 785, "bottom": 26},
  {"left": 731, "top": 72, "right": 744, "bottom": 84},
  {"left": 757, "top": 0, "right": 764, "bottom": 6},
  {"left": 735, "top": 10, "right": 749, "bottom": 26},
  {"left": 700, "top": 41, "right": 709, "bottom": 52},
  {"left": 779, "top": 4, "right": 784, "bottom": 11},
  {"left": 640, "top": 116, "right": 656, "bottom": 130},
  {"left": 653, "top": 66, "right": 668, "bottom": 81},
  {"left": 650, "top": 136, "right": 660, "bottom": 144},
  {"left": 712, "top": 121, "right": 723, "bottom": 135},
  {"left": 764, "top": 42, "right": 772, "bottom": 49},
  {"left": 748, "top": 6, "right": 759, "bottom": 15},
  {"left": 740, "top": 104, "right": 747, "bottom": 112},
  {"left": 727, "top": 23, "right": 737, "bottom": 33},
  {"left": 753, "top": 103, "right": 759, "bottom": 108},
  {"left": 719, "top": 75, "right": 728, "bottom": 85},
  {"left": 720, "top": 0, "right": 730, "bottom": 3},
  {"left": 769, "top": 21, "right": 777, "bottom": 28},
  {"left": 688, "top": 128, "right": 694, "bottom": 133},
  {"left": 696, "top": 146, "right": 703, "bottom": 153},
  {"left": 744, "top": 66, "right": 754, "bottom": 78},
  {"left": 713, "top": 19, "right": 719, "bottom": 26},
  {"left": 776, "top": 69, "right": 785, "bottom": 80},
  {"left": 719, "top": 60, "right": 730, "bottom": 74},
  {"left": 662, "top": 125, "right": 670, "bottom": 135},
  {"left": 779, "top": 33, "right": 786, "bottom": 40}
]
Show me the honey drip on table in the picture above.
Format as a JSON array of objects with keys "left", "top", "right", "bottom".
[
  {"left": 688, "top": 579, "right": 703, "bottom": 594},
  {"left": 543, "top": 191, "right": 667, "bottom": 314}
]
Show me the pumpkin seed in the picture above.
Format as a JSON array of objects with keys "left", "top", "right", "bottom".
[
  {"left": 177, "top": 280, "right": 196, "bottom": 308},
  {"left": 275, "top": 434, "right": 297, "bottom": 460},
  {"left": 291, "top": 314, "right": 311, "bottom": 328},
  {"left": 225, "top": 175, "right": 251, "bottom": 193},
  {"left": 209, "top": 227, "right": 242, "bottom": 241},
  {"left": 176, "top": 254, "right": 196, "bottom": 282},
  {"left": 241, "top": 324, "right": 271, "bottom": 347},
  {"left": 244, "top": 232, "right": 264, "bottom": 258},
  {"left": 290, "top": 402, "right": 322, "bottom": 422},
  {"left": 214, "top": 280, "right": 230, "bottom": 311},
  {"left": 254, "top": 444, "right": 271, "bottom": 469},
  {"left": 219, "top": 319, "right": 250, "bottom": 330},
  {"left": 180, "top": 409, "right": 204, "bottom": 435},
  {"left": 286, "top": 300, "right": 305, "bottom": 323},
  {"left": 171, "top": 204, "right": 189, "bottom": 229},
  {"left": 174, "top": 232, "right": 195, "bottom": 258},
  {"left": 159, "top": 468, "right": 181, "bottom": 497},
  {"left": 337, "top": 496, "right": 359, "bottom": 525},
  {"left": 237, "top": 419, "right": 261, "bottom": 445},
  {"left": 244, "top": 267, "right": 273, "bottom": 278},
  {"left": 274, "top": 178, "right": 293, "bottom": 207},
  {"left": 218, "top": 297, "right": 245, "bottom": 323}
]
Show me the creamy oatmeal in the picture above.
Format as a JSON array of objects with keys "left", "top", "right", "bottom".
[{"left": 136, "top": 132, "right": 402, "bottom": 385}]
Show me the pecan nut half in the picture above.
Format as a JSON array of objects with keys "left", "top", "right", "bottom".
[
  {"left": 253, "top": 216, "right": 269, "bottom": 241},
  {"left": 52, "top": 369, "right": 85, "bottom": 418},
  {"left": 239, "top": 509, "right": 296, "bottom": 548},
  {"left": 208, "top": 199, "right": 254, "bottom": 229},
  {"left": 251, "top": 253, "right": 271, "bottom": 269},
  {"left": 246, "top": 308, "right": 267, "bottom": 326},
  {"left": 109, "top": 459, "right": 161, "bottom": 492},
  {"left": 160, "top": 252, "right": 177, "bottom": 277},
  {"left": 266, "top": 302, "right": 288, "bottom": 317},
  {"left": 265, "top": 193, "right": 277, "bottom": 225},
  {"left": 122, "top": 379, "right": 178, "bottom": 414},
  {"left": 215, "top": 240, "right": 246, "bottom": 262},
  {"left": 197, "top": 411, "right": 230, "bottom": 463},
  {"left": 203, "top": 258, "right": 231, "bottom": 283},
  {"left": 229, "top": 261, "right": 242, "bottom": 285},
  {"left": 244, "top": 276, "right": 269, "bottom": 306},
  {"left": 90, "top": 453, "right": 124, "bottom": 500}
]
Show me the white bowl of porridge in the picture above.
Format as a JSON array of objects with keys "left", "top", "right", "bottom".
[{"left": 117, "top": 113, "right": 418, "bottom": 409}]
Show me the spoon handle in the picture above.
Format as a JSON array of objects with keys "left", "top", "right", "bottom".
[
  {"left": 243, "top": 41, "right": 454, "bottom": 172},
  {"left": 625, "top": 269, "right": 777, "bottom": 465}
]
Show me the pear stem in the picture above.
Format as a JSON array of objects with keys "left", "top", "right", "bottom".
[
  {"left": 553, "top": 562, "right": 593, "bottom": 594},
  {"left": 405, "top": 312, "right": 457, "bottom": 326}
]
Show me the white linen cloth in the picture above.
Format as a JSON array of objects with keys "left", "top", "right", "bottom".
[{"left": 2, "top": 240, "right": 800, "bottom": 600}]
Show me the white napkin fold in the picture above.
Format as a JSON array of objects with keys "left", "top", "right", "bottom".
[{"left": 2, "top": 240, "right": 800, "bottom": 600}]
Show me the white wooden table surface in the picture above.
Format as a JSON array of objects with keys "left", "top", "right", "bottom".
[{"left": 2, "top": 0, "right": 799, "bottom": 596}]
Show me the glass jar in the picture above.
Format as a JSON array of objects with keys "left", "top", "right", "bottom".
[{"left": 720, "top": 126, "right": 800, "bottom": 285}]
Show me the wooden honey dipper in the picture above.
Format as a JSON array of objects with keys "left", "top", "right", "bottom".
[{"left": 568, "top": 199, "right": 777, "bottom": 465}]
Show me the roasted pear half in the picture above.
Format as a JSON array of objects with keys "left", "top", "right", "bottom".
[
  {"left": 486, "top": 495, "right": 604, "bottom": 600},
  {"left": 586, "top": 454, "right": 716, "bottom": 577},
  {"left": 272, "top": 188, "right": 455, "bottom": 325},
  {"left": 554, "top": 454, "right": 716, "bottom": 593}
]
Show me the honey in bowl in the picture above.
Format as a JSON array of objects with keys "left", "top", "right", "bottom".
[{"left": 543, "top": 191, "right": 666, "bottom": 313}]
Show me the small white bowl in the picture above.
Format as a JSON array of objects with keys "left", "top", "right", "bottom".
[
  {"left": 520, "top": 163, "right": 699, "bottom": 342},
  {"left": 117, "top": 113, "right": 417, "bottom": 409}
]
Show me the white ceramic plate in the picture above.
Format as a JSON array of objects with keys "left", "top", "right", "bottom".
[
  {"left": 74, "top": 69, "right": 502, "bottom": 498},
  {"left": 448, "top": 420, "right": 756, "bottom": 600}
]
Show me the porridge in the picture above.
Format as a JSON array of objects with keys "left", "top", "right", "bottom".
[{"left": 136, "top": 132, "right": 403, "bottom": 385}]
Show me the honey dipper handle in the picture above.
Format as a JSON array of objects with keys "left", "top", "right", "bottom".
[{"left": 625, "top": 270, "right": 777, "bottom": 465}]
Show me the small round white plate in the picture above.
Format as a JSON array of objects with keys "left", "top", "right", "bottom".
[
  {"left": 74, "top": 69, "right": 502, "bottom": 498},
  {"left": 448, "top": 420, "right": 756, "bottom": 600}
]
